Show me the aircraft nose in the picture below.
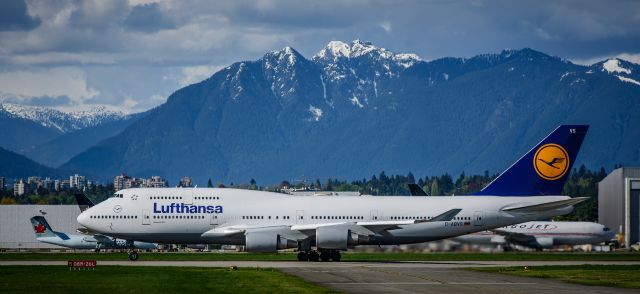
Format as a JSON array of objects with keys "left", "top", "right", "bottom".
[{"left": 77, "top": 211, "right": 89, "bottom": 227}]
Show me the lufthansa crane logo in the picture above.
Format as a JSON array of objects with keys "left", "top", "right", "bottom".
[{"left": 533, "top": 143, "right": 569, "bottom": 180}]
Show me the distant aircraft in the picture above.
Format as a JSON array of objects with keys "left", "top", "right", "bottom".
[
  {"left": 77, "top": 125, "right": 589, "bottom": 261},
  {"left": 452, "top": 221, "right": 615, "bottom": 249},
  {"left": 30, "top": 216, "right": 156, "bottom": 251}
]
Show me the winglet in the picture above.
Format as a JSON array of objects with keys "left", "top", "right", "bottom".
[
  {"left": 475, "top": 125, "right": 588, "bottom": 196},
  {"left": 408, "top": 183, "right": 429, "bottom": 196}
]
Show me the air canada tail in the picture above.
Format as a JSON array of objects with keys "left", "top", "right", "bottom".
[
  {"left": 474, "top": 125, "right": 588, "bottom": 196},
  {"left": 30, "top": 216, "right": 57, "bottom": 238}
]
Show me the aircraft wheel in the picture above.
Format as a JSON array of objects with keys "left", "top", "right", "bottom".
[
  {"left": 128, "top": 251, "right": 139, "bottom": 261},
  {"left": 319, "top": 250, "right": 331, "bottom": 262},
  {"left": 331, "top": 250, "right": 341, "bottom": 262},
  {"left": 308, "top": 251, "right": 320, "bottom": 262},
  {"left": 296, "top": 251, "right": 309, "bottom": 261}
]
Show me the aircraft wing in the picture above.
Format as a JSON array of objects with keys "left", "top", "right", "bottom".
[
  {"left": 502, "top": 197, "right": 588, "bottom": 213},
  {"left": 202, "top": 224, "right": 306, "bottom": 240},
  {"left": 203, "top": 208, "right": 462, "bottom": 240},
  {"left": 92, "top": 234, "right": 113, "bottom": 243}
]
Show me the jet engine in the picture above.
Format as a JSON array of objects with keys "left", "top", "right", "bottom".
[
  {"left": 315, "top": 226, "right": 370, "bottom": 250},
  {"left": 245, "top": 230, "right": 297, "bottom": 252},
  {"left": 534, "top": 237, "right": 554, "bottom": 248}
]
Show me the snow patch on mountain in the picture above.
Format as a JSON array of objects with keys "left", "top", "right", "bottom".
[
  {"left": 617, "top": 75, "right": 640, "bottom": 86},
  {"left": 603, "top": 59, "right": 632, "bottom": 74},
  {"left": 308, "top": 105, "right": 323, "bottom": 121},
  {"left": 350, "top": 95, "right": 364, "bottom": 108},
  {"left": 0, "top": 103, "right": 127, "bottom": 133},
  {"left": 313, "top": 40, "right": 421, "bottom": 67}
]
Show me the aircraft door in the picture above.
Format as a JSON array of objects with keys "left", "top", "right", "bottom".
[
  {"left": 184, "top": 189, "right": 193, "bottom": 205},
  {"left": 370, "top": 210, "right": 379, "bottom": 221},
  {"left": 473, "top": 211, "right": 483, "bottom": 226},
  {"left": 142, "top": 209, "right": 150, "bottom": 225},
  {"left": 296, "top": 210, "right": 305, "bottom": 224}
]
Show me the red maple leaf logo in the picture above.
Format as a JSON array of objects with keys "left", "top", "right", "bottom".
[{"left": 34, "top": 224, "right": 46, "bottom": 234}]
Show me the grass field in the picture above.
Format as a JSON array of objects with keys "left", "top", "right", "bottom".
[
  {"left": 0, "top": 266, "right": 335, "bottom": 294},
  {"left": 469, "top": 265, "right": 640, "bottom": 289},
  {"left": 0, "top": 251, "right": 639, "bottom": 261}
]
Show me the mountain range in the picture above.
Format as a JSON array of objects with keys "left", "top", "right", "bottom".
[
  {"left": 0, "top": 104, "right": 142, "bottom": 169},
  {"left": 43, "top": 40, "right": 640, "bottom": 184},
  {"left": 1, "top": 40, "right": 639, "bottom": 184}
]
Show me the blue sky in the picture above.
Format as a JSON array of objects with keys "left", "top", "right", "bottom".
[{"left": 0, "top": 0, "right": 639, "bottom": 113}]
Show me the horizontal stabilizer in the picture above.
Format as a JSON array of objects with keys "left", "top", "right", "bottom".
[
  {"left": 427, "top": 208, "right": 462, "bottom": 222},
  {"left": 502, "top": 197, "right": 588, "bottom": 213}
]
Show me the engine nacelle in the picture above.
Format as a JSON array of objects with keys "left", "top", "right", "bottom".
[
  {"left": 245, "top": 231, "right": 297, "bottom": 252},
  {"left": 316, "top": 226, "right": 370, "bottom": 250},
  {"left": 534, "top": 237, "right": 554, "bottom": 248}
]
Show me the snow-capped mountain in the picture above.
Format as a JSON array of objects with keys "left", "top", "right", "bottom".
[
  {"left": 52, "top": 40, "right": 640, "bottom": 183},
  {"left": 591, "top": 58, "right": 640, "bottom": 86},
  {"left": 0, "top": 103, "right": 128, "bottom": 133}
]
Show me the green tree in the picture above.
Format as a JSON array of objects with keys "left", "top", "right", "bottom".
[
  {"left": 430, "top": 179, "right": 439, "bottom": 196},
  {"left": 207, "top": 178, "right": 213, "bottom": 188}
]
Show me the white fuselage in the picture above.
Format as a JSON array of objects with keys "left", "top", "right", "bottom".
[
  {"left": 77, "top": 188, "right": 575, "bottom": 246},
  {"left": 36, "top": 235, "right": 98, "bottom": 250},
  {"left": 453, "top": 221, "right": 615, "bottom": 248},
  {"left": 36, "top": 234, "right": 156, "bottom": 250}
]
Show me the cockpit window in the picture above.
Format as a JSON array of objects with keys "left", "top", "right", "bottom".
[
  {"left": 603, "top": 227, "right": 611, "bottom": 232},
  {"left": 112, "top": 193, "right": 124, "bottom": 198}
]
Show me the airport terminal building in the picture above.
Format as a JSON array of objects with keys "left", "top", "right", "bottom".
[
  {"left": 0, "top": 205, "right": 81, "bottom": 249},
  {"left": 598, "top": 167, "right": 640, "bottom": 248}
]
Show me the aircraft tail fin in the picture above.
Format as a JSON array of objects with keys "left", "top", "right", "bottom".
[
  {"left": 408, "top": 183, "right": 429, "bottom": 196},
  {"left": 475, "top": 125, "right": 588, "bottom": 196},
  {"left": 30, "top": 216, "right": 57, "bottom": 238},
  {"left": 74, "top": 193, "right": 94, "bottom": 212}
]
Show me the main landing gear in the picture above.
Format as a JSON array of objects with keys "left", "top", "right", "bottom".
[
  {"left": 128, "top": 250, "right": 139, "bottom": 261},
  {"left": 297, "top": 249, "right": 341, "bottom": 262}
]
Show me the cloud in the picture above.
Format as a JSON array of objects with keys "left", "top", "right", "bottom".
[
  {"left": 123, "top": 2, "right": 175, "bottom": 32},
  {"left": 179, "top": 65, "right": 223, "bottom": 87},
  {"left": 571, "top": 52, "right": 640, "bottom": 66},
  {"left": 0, "top": 0, "right": 639, "bottom": 113},
  {"left": 0, "top": 0, "right": 41, "bottom": 31},
  {"left": 0, "top": 67, "right": 98, "bottom": 104},
  {"left": 379, "top": 21, "right": 391, "bottom": 33},
  {"left": 0, "top": 95, "right": 72, "bottom": 107},
  {"left": 68, "top": 0, "right": 129, "bottom": 32}
]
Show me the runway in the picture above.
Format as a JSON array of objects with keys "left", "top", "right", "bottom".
[{"left": 2, "top": 260, "right": 639, "bottom": 293}]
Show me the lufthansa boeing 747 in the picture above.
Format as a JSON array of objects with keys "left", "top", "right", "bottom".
[{"left": 77, "top": 125, "right": 589, "bottom": 261}]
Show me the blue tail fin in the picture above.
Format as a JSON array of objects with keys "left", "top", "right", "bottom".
[{"left": 474, "top": 125, "right": 588, "bottom": 196}]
